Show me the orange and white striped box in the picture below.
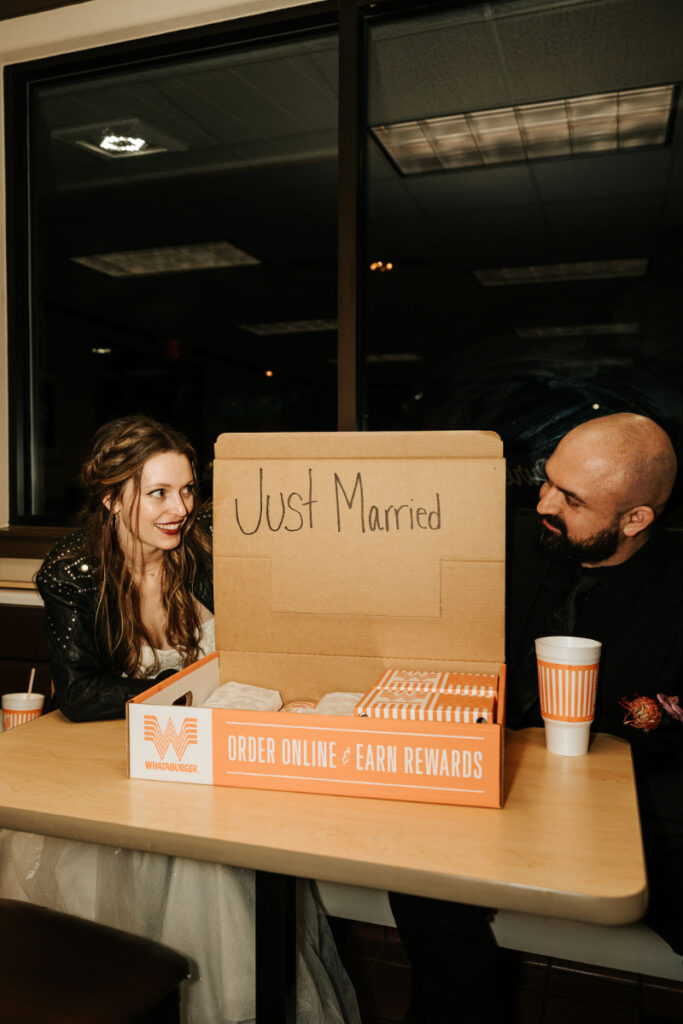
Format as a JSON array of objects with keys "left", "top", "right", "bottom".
[
  {"left": 375, "top": 668, "right": 498, "bottom": 697},
  {"left": 355, "top": 687, "right": 496, "bottom": 723}
]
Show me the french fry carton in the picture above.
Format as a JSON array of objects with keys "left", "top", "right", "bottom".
[
  {"left": 127, "top": 431, "right": 507, "bottom": 807},
  {"left": 355, "top": 687, "right": 497, "bottom": 723},
  {"left": 374, "top": 668, "right": 499, "bottom": 697}
]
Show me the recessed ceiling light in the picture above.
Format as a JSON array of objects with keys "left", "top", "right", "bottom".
[
  {"left": 371, "top": 84, "right": 674, "bottom": 174},
  {"left": 52, "top": 118, "right": 186, "bottom": 159},
  {"left": 240, "top": 319, "right": 338, "bottom": 336},
  {"left": 72, "top": 241, "right": 259, "bottom": 277},
  {"left": 515, "top": 323, "right": 639, "bottom": 338},
  {"left": 474, "top": 257, "right": 648, "bottom": 286}
]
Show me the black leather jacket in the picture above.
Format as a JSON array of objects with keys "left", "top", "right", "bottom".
[{"left": 35, "top": 518, "right": 214, "bottom": 723}]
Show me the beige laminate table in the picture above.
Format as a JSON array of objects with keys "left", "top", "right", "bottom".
[{"left": 0, "top": 711, "right": 647, "bottom": 926}]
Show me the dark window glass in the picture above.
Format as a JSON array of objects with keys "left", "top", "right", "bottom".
[
  {"left": 22, "top": 29, "right": 338, "bottom": 521},
  {"left": 366, "top": 0, "right": 683, "bottom": 517}
]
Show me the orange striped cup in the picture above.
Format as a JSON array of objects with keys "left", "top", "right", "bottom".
[
  {"left": 535, "top": 636, "right": 601, "bottom": 756},
  {"left": 1, "top": 692, "right": 45, "bottom": 732}
]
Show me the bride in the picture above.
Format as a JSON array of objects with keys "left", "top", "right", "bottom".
[{"left": 1, "top": 415, "right": 359, "bottom": 1024}]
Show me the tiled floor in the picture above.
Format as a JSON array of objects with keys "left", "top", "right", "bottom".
[{"left": 328, "top": 918, "right": 683, "bottom": 1024}]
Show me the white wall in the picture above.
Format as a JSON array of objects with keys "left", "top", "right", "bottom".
[{"left": 0, "top": 0, "right": 305, "bottom": 529}]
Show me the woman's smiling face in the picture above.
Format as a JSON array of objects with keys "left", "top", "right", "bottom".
[{"left": 113, "top": 451, "right": 195, "bottom": 560}]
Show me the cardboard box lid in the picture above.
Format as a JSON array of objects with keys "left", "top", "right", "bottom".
[{"left": 213, "top": 431, "right": 505, "bottom": 666}]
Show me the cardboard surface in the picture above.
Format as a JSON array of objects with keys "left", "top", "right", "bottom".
[
  {"left": 128, "top": 430, "right": 507, "bottom": 806},
  {"left": 212, "top": 431, "right": 504, "bottom": 694}
]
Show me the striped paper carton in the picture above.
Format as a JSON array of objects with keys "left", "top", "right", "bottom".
[
  {"left": 355, "top": 687, "right": 496, "bottom": 723},
  {"left": 374, "top": 668, "right": 499, "bottom": 697}
]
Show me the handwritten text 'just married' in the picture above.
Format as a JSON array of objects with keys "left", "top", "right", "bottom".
[{"left": 234, "top": 468, "right": 442, "bottom": 535}]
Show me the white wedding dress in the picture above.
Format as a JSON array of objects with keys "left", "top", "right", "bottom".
[
  {"left": 0, "top": 830, "right": 360, "bottom": 1024},
  {"left": 0, "top": 619, "right": 360, "bottom": 1024}
]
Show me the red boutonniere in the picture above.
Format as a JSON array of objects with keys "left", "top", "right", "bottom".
[{"left": 619, "top": 693, "right": 683, "bottom": 731}]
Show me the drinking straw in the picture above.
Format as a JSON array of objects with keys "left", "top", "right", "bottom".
[{"left": 27, "top": 668, "right": 36, "bottom": 695}]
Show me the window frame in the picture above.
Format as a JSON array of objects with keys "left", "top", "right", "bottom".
[
  {"left": 3, "top": 0, "right": 346, "bottom": 548},
  {"left": 0, "top": 0, "right": 501, "bottom": 553}
]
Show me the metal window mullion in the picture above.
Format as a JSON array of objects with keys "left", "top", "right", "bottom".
[
  {"left": 337, "top": 0, "right": 367, "bottom": 431},
  {"left": 4, "top": 67, "right": 32, "bottom": 520}
]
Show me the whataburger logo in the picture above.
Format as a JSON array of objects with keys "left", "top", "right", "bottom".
[{"left": 144, "top": 715, "right": 199, "bottom": 762}]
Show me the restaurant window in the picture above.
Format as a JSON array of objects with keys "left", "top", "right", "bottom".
[
  {"left": 6, "top": 0, "right": 683, "bottom": 528},
  {"left": 8, "top": 17, "right": 338, "bottom": 522},
  {"left": 365, "top": 0, "right": 683, "bottom": 517}
]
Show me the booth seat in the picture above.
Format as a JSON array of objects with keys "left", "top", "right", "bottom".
[{"left": 315, "top": 881, "right": 683, "bottom": 984}]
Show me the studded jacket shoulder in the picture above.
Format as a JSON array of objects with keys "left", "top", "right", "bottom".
[{"left": 35, "top": 509, "right": 213, "bottom": 722}]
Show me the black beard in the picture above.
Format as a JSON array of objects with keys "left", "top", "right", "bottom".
[{"left": 538, "top": 514, "right": 621, "bottom": 564}]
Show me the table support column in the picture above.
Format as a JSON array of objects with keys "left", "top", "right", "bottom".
[{"left": 255, "top": 870, "right": 297, "bottom": 1023}]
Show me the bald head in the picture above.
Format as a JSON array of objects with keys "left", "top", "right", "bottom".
[
  {"left": 557, "top": 414, "right": 677, "bottom": 517},
  {"left": 538, "top": 413, "right": 677, "bottom": 565}
]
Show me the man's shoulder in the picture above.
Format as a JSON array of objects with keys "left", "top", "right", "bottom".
[
  {"left": 638, "top": 528, "right": 683, "bottom": 618},
  {"left": 659, "top": 527, "right": 683, "bottom": 578},
  {"left": 661, "top": 527, "right": 683, "bottom": 552}
]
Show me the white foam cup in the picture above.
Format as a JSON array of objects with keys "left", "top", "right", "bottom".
[
  {"left": 2, "top": 692, "right": 45, "bottom": 732},
  {"left": 535, "top": 636, "right": 602, "bottom": 757}
]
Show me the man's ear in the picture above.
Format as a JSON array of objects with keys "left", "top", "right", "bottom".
[{"left": 622, "top": 505, "right": 655, "bottom": 538}]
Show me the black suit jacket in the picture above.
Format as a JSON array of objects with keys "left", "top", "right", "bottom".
[{"left": 505, "top": 513, "right": 683, "bottom": 768}]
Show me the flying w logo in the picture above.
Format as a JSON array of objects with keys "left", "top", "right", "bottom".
[{"left": 144, "top": 715, "right": 199, "bottom": 761}]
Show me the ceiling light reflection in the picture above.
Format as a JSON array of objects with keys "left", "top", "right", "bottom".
[
  {"left": 515, "top": 323, "right": 639, "bottom": 338},
  {"left": 474, "top": 257, "right": 648, "bottom": 286},
  {"left": 366, "top": 353, "right": 423, "bottom": 363},
  {"left": 52, "top": 118, "right": 187, "bottom": 159},
  {"left": 372, "top": 84, "right": 674, "bottom": 174},
  {"left": 241, "top": 319, "right": 338, "bottom": 336},
  {"left": 99, "top": 134, "right": 147, "bottom": 154},
  {"left": 73, "top": 241, "right": 259, "bottom": 277}
]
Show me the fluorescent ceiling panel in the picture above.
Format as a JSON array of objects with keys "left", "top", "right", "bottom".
[
  {"left": 240, "top": 319, "right": 338, "bottom": 335},
  {"left": 515, "top": 323, "right": 639, "bottom": 338},
  {"left": 72, "top": 241, "right": 260, "bottom": 277},
  {"left": 371, "top": 84, "right": 674, "bottom": 174},
  {"left": 474, "top": 257, "right": 648, "bottom": 286}
]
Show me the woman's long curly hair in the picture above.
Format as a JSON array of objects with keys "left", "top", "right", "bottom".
[{"left": 78, "top": 415, "right": 211, "bottom": 677}]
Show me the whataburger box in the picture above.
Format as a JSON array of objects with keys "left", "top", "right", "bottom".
[{"left": 127, "top": 431, "right": 507, "bottom": 807}]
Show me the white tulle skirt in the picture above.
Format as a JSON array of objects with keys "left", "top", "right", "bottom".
[{"left": 0, "top": 829, "right": 360, "bottom": 1024}]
